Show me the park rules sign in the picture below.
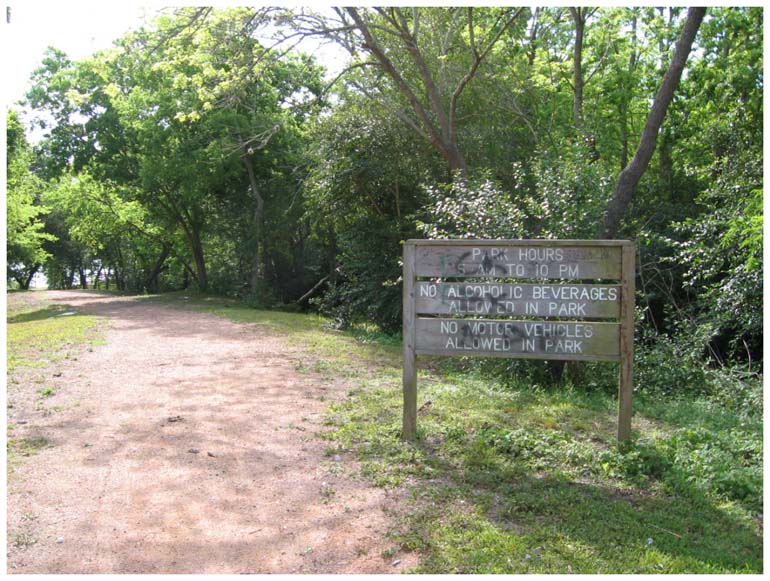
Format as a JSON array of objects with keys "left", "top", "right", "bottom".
[{"left": 402, "top": 239, "right": 635, "bottom": 444}]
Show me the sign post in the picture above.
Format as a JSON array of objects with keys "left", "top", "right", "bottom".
[{"left": 402, "top": 239, "right": 635, "bottom": 445}]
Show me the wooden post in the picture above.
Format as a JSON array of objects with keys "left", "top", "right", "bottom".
[
  {"left": 617, "top": 242, "right": 635, "bottom": 444},
  {"left": 402, "top": 242, "right": 417, "bottom": 442}
]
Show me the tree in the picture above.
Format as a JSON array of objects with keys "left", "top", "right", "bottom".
[
  {"left": 6, "top": 109, "right": 55, "bottom": 288},
  {"left": 601, "top": 7, "right": 706, "bottom": 239},
  {"left": 284, "top": 7, "right": 525, "bottom": 177},
  {"left": 26, "top": 8, "right": 323, "bottom": 295}
]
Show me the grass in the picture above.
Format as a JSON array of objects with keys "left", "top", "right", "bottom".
[
  {"left": 6, "top": 292, "right": 104, "bottom": 372},
  {"left": 171, "top": 292, "right": 762, "bottom": 574},
  {"left": 9, "top": 531, "right": 39, "bottom": 549},
  {"left": 7, "top": 436, "right": 52, "bottom": 473},
  {"left": 7, "top": 291, "right": 106, "bottom": 475}
]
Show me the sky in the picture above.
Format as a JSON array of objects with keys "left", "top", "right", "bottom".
[
  {"left": 3, "top": 3, "right": 158, "bottom": 106},
  {"left": 1, "top": 2, "right": 348, "bottom": 110}
]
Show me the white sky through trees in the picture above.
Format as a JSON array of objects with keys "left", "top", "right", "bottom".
[
  {"left": 3, "top": 3, "right": 154, "bottom": 104},
  {"left": 3, "top": 3, "right": 348, "bottom": 108}
]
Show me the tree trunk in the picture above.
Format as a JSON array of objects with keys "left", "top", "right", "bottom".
[
  {"left": 619, "top": 100, "right": 630, "bottom": 170},
  {"left": 601, "top": 7, "right": 706, "bottom": 239},
  {"left": 144, "top": 243, "right": 172, "bottom": 292},
  {"left": 658, "top": 128, "right": 674, "bottom": 198},
  {"left": 243, "top": 154, "right": 265, "bottom": 293},
  {"left": 341, "top": 7, "right": 518, "bottom": 180},
  {"left": 570, "top": 8, "right": 586, "bottom": 133},
  {"left": 296, "top": 275, "right": 330, "bottom": 306},
  {"left": 527, "top": 8, "right": 540, "bottom": 67},
  {"left": 93, "top": 265, "right": 103, "bottom": 290},
  {"left": 22, "top": 265, "right": 39, "bottom": 290},
  {"left": 444, "top": 142, "right": 468, "bottom": 177},
  {"left": 620, "top": 12, "right": 638, "bottom": 171},
  {"left": 188, "top": 228, "right": 208, "bottom": 292}
]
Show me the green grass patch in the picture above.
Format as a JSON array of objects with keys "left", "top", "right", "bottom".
[
  {"left": 7, "top": 292, "right": 104, "bottom": 372},
  {"left": 152, "top": 293, "right": 765, "bottom": 573},
  {"left": 325, "top": 374, "right": 762, "bottom": 573},
  {"left": 8, "top": 531, "right": 38, "bottom": 549},
  {"left": 7, "top": 436, "right": 52, "bottom": 472}
]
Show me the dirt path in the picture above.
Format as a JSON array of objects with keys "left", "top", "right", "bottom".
[{"left": 7, "top": 291, "right": 416, "bottom": 573}]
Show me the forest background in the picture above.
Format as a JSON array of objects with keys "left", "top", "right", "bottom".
[{"left": 6, "top": 7, "right": 763, "bottom": 420}]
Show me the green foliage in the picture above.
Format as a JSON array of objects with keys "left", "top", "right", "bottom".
[
  {"left": 516, "top": 144, "right": 614, "bottom": 238},
  {"left": 669, "top": 143, "right": 763, "bottom": 361},
  {"left": 312, "top": 216, "right": 404, "bottom": 333},
  {"left": 303, "top": 93, "right": 430, "bottom": 331},
  {"left": 417, "top": 172, "right": 526, "bottom": 239},
  {"left": 6, "top": 110, "right": 56, "bottom": 286},
  {"left": 635, "top": 330, "right": 709, "bottom": 397},
  {"left": 416, "top": 142, "right": 614, "bottom": 243},
  {"left": 598, "top": 428, "right": 762, "bottom": 513},
  {"left": 25, "top": 8, "right": 324, "bottom": 296}
]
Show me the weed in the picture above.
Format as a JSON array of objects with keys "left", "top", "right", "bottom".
[
  {"left": 8, "top": 436, "right": 51, "bottom": 457},
  {"left": 9, "top": 531, "right": 38, "bottom": 549},
  {"left": 7, "top": 436, "right": 52, "bottom": 473},
  {"left": 320, "top": 483, "right": 336, "bottom": 503}
]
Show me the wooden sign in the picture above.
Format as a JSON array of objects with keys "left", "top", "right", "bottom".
[
  {"left": 415, "top": 318, "right": 620, "bottom": 360},
  {"left": 415, "top": 282, "right": 621, "bottom": 318},
  {"left": 402, "top": 239, "right": 635, "bottom": 444},
  {"left": 415, "top": 241, "right": 622, "bottom": 280}
]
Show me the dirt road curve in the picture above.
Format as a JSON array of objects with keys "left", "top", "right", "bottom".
[{"left": 7, "top": 291, "right": 415, "bottom": 573}]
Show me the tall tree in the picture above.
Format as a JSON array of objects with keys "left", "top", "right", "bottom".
[
  {"left": 601, "top": 7, "right": 706, "bottom": 238},
  {"left": 6, "top": 109, "right": 55, "bottom": 288},
  {"left": 26, "top": 8, "right": 322, "bottom": 294},
  {"left": 285, "top": 7, "right": 525, "bottom": 177}
]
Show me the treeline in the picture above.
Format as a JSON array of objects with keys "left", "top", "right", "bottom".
[{"left": 7, "top": 7, "right": 762, "bottom": 372}]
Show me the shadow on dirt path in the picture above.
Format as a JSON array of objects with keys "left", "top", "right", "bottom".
[{"left": 7, "top": 290, "right": 416, "bottom": 573}]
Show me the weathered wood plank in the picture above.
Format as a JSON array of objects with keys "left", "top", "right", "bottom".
[
  {"left": 414, "top": 244, "right": 622, "bottom": 280},
  {"left": 617, "top": 244, "right": 636, "bottom": 443},
  {"left": 415, "top": 318, "right": 620, "bottom": 361},
  {"left": 415, "top": 282, "right": 621, "bottom": 319},
  {"left": 402, "top": 242, "right": 417, "bottom": 442},
  {"left": 407, "top": 239, "right": 631, "bottom": 247}
]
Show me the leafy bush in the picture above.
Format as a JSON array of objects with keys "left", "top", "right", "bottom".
[
  {"left": 513, "top": 143, "right": 614, "bottom": 239},
  {"left": 416, "top": 172, "right": 527, "bottom": 239},
  {"left": 475, "top": 414, "right": 761, "bottom": 514},
  {"left": 597, "top": 428, "right": 762, "bottom": 513},
  {"left": 705, "top": 366, "right": 763, "bottom": 421},
  {"left": 668, "top": 138, "right": 763, "bottom": 364},
  {"left": 664, "top": 427, "right": 763, "bottom": 512},
  {"left": 635, "top": 331, "right": 709, "bottom": 397},
  {"left": 311, "top": 216, "right": 404, "bottom": 333}
]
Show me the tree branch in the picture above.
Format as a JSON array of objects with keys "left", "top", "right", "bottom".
[
  {"left": 449, "top": 8, "right": 524, "bottom": 142},
  {"left": 601, "top": 7, "right": 706, "bottom": 239},
  {"left": 344, "top": 8, "right": 445, "bottom": 153}
]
